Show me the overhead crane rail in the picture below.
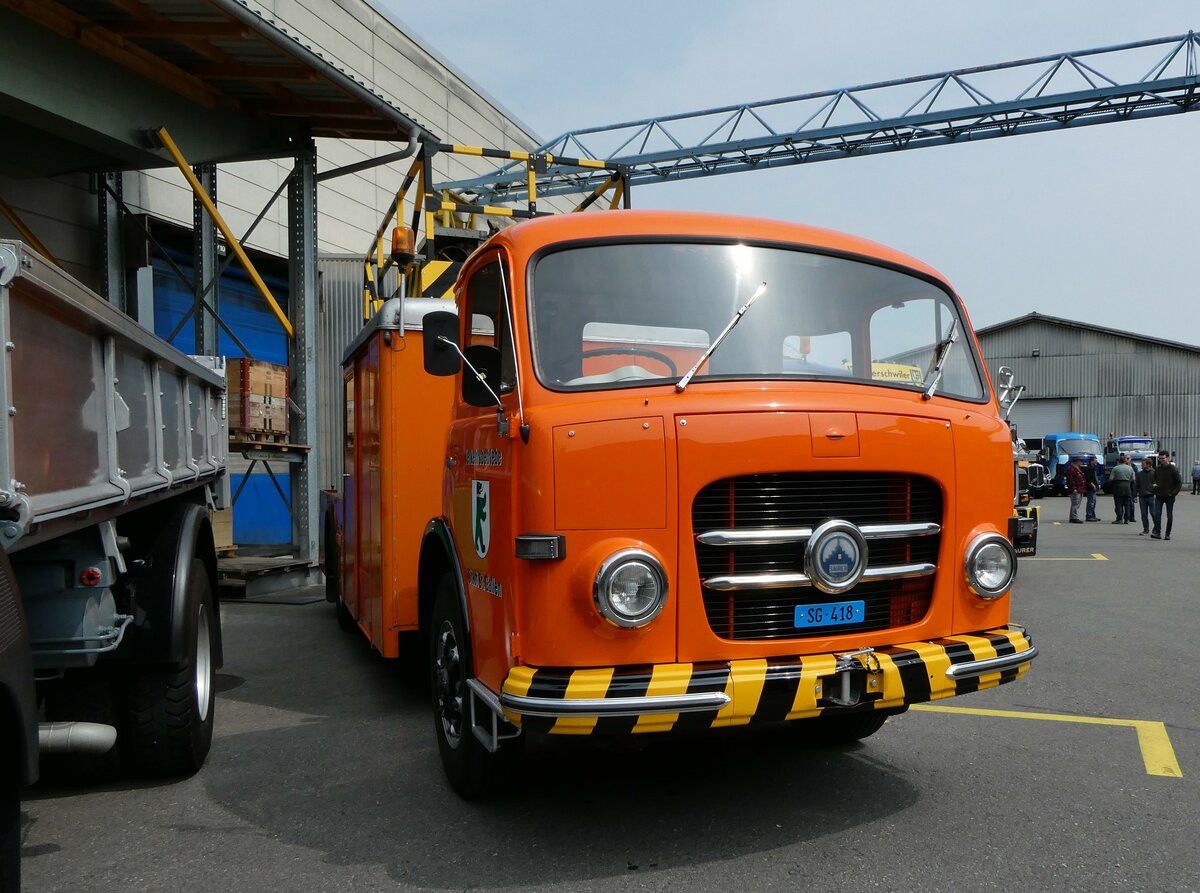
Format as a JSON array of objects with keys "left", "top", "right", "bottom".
[{"left": 443, "top": 31, "right": 1200, "bottom": 204}]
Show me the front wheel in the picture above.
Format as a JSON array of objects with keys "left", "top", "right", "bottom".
[
  {"left": 430, "top": 575, "right": 521, "bottom": 799},
  {"left": 122, "top": 560, "right": 216, "bottom": 777},
  {"left": 791, "top": 710, "right": 894, "bottom": 745}
]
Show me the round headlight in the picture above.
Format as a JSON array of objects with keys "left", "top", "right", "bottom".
[
  {"left": 964, "top": 533, "right": 1017, "bottom": 598},
  {"left": 594, "top": 549, "right": 668, "bottom": 628}
]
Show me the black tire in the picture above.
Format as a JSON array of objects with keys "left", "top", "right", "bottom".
[
  {"left": 121, "top": 559, "right": 215, "bottom": 777},
  {"left": 792, "top": 710, "right": 893, "bottom": 745},
  {"left": 324, "top": 516, "right": 340, "bottom": 604},
  {"left": 430, "top": 575, "right": 521, "bottom": 799},
  {"left": 335, "top": 597, "right": 358, "bottom": 634},
  {"left": 1, "top": 740, "right": 19, "bottom": 893}
]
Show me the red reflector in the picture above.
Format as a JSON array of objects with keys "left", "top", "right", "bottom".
[{"left": 80, "top": 567, "right": 102, "bottom": 587}]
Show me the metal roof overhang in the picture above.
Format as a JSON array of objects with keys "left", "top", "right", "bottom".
[{"left": 0, "top": 0, "right": 434, "bottom": 176}]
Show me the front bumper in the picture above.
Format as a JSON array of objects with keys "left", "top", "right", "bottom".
[{"left": 499, "top": 626, "right": 1036, "bottom": 735}]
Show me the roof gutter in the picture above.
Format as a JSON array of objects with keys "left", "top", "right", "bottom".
[{"left": 207, "top": 0, "right": 435, "bottom": 148}]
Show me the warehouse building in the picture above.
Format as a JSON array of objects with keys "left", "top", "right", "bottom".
[
  {"left": 977, "top": 313, "right": 1200, "bottom": 467},
  {"left": 0, "top": 0, "right": 571, "bottom": 583}
]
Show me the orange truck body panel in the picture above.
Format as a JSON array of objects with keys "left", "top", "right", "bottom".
[{"left": 329, "top": 209, "right": 1033, "bottom": 730}]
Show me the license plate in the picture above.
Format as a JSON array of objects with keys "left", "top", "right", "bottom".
[{"left": 794, "top": 600, "right": 865, "bottom": 629}]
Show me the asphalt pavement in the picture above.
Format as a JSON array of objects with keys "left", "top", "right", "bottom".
[{"left": 18, "top": 497, "right": 1200, "bottom": 892}]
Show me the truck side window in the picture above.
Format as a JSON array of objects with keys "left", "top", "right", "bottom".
[{"left": 464, "top": 259, "right": 515, "bottom": 393}]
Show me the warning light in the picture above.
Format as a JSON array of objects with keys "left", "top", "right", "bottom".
[{"left": 391, "top": 225, "right": 415, "bottom": 267}]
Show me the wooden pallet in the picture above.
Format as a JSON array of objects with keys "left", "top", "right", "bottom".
[
  {"left": 230, "top": 429, "right": 289, "bottom": 444},
  {"left": 228, "top": 435, "right": 310, "bottom": 453},
  {"left": 218, "top": 556, "right": 312, "bottom": 581}
]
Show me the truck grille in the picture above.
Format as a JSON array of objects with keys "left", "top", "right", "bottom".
[{"left": 692, "top": 473, "right": 942, "bottom": 640}]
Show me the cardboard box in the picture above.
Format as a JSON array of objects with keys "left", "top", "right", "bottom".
[
  {"left": 211, "top": 506, "right": 234, "bottom": 550},
  {"left": 227, "top": 359, "right": 289, "bottom": 437}
]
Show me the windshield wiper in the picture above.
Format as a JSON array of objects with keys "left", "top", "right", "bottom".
[
  {"left": 921, "top": 318, "right": 959, "bottom": 401},
  {"left": 676, "top": 281, "right": 767, "bottom": 392}
]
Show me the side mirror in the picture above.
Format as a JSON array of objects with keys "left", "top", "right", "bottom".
[
  {"left": 422, "top": 310, "right": 461, "bottom": 376},
  {"left": 462, "top": 345, "right": 502, "bottom": 408}
]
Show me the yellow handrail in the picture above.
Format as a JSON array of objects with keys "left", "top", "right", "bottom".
[
  {"left": 0, "top": 194, "right": 57, "bottom": 266},
  {"left": 154, "top": 126, "right": 294, "bottom": 338}
]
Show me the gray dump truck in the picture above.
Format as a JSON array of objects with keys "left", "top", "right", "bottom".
[{"left": 0, "top": 241, "right": 227, "bottom": 888}]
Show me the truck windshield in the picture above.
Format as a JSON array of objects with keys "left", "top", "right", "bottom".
[
  {"left": 528, "top": 241, "right": 985, "bottom": 400},
  {"left": 1119, "top": 439, "right": 1153, "bottom": 451},
  {"left": 1055, "top": 439, "right": 1099, "bottom": 454}
]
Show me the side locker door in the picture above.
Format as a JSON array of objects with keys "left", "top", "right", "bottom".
[{"left": 445, "top": 255, "right": 517, "bottom": 693}]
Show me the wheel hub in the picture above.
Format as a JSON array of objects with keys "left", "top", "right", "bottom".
[
  {"left": 434, "top": 621, "right": 464, "bottom": 748},
  {"left": 195, "top": 607, "right": 212, "bottom": 722}
]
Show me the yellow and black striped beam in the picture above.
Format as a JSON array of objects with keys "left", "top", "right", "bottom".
[
  {"left": 432, "top": 143, "right": 609, "bottom": 172},
  {"left": 424, "top": 197, "right": 545, "bottom": 220},
  {"left": 500, "top": 627, "right": 1035, "bottom": 736},
  {"left": 417, "top": 260, "right": 460, "bottom": 299}
]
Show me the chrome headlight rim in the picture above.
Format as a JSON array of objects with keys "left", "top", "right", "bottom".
[
  {"left": 963, "top": 532, "right": 1017, "bottom": 598},
  {"left": 593, "top": 548, "right": 668, "bottom": 629}
]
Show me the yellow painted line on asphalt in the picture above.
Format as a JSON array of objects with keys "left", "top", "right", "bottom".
[
  {"left": 912, "top": 704, "right": 1182, "bottom": 778},
  {"left": 1023, "top": 553, "right": 1108, "bottom": 561}
]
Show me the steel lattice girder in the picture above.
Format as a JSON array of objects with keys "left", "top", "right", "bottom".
[{"left": 444, "top": 31, "right": 1200, "bottom": 203}]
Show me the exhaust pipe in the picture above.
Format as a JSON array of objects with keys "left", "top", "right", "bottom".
[{"left": 38, "top": 722, "right": 118, "bottom": 755}]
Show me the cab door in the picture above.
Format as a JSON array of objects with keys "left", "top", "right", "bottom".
[{"left": 444, "top": 254, "right": 518, "bottom": 693}]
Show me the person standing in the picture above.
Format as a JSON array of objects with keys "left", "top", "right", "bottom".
[
  {"left": 1135, "top": 458, "right": 1156, "bottom": 535},
  {"left": 1067, "top": 457, "right": 1087, "bottom": 524},
  {"left": 1191, "top": 458, "right": 1200, "bottom": 495},
  {"left": 1151, "top": 450, "right": 1183, "bottom": 540},
  {"left": 1084, "top": 456, "right": 1102, "bottom": 521},
  {"left": 1108, "top": 454, "right": 1136, "bottom": 524}
]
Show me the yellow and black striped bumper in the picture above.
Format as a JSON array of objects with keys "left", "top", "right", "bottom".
[{"left": 499, "top": 626, "right": 1035, "bottom": 735}]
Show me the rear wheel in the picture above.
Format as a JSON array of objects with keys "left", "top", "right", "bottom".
[
  {"left": 324, "top": 515, "right": 340, "bottom": 604},
  {"left": 121, "top": 560, "right": 215, "bottom": 777},
  {"left": 430, "top": 575, "right": 521, "bottom": 799}
]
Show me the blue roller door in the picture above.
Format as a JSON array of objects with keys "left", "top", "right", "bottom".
[{"left": 153, "top": 249, "right": 292, "bottom": 544}]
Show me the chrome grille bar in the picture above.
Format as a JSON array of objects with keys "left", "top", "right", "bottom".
[
  {"left": 696, "top": 521, "right": 940, "bottom": 547},
  {"left": 703, "top": 561, "right": 936, "bottom": 592}
]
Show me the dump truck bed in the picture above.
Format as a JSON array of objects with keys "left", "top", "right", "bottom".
[{"left": 0, "top": 240, "right": 227, "bottom": 553}]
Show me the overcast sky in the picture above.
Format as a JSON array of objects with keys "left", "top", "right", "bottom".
[{"left": 380, "top": 1, "right": 1197, "bottom": 344}]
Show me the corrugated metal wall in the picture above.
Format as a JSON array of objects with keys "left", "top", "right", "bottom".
[
  {"left": 980, "top": 318, "right": 1200, "bottom": 467},
  {"left": 318, "top": 256, "right": 366, "bottom": 491}
]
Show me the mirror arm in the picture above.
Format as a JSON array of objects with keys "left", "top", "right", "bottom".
[{"left": 437, "top": 335, "right": 506, "bottom": 415}]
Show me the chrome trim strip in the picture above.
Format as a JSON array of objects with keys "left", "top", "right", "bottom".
[
  {"left": 861, "top": 522, "right": 942, "bottom": 540},
  {"left": 862, "top": 562, "right": 937, "bottom": 581},
  {"left": 703, "top": 562, "right": 935, "bottom": 592},
  {"left": 704, "top": 572, "right": 811, "bottom": 591},
  {"left": 945, "top": 646, "right": 1038, "bottom": 679},
  {"left": 499, "top": 690, "right": 730, "bottom": 718},
  {"left": 696, "top": 522, "right": 940, "bottom": 547}
]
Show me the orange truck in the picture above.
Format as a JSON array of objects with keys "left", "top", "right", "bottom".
[{"left": 323, "top": 209, "right": 1037, "bottom": 797}]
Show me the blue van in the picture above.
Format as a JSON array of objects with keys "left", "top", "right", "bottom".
[{"left": 1038, "top": 432, "right": 1103, "bottom": 495}]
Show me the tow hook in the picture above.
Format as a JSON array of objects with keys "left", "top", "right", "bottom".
[{"left": 818, "top": 647, "right": 883, "bottom": 708}]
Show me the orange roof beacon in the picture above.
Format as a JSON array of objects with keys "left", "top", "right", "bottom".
[{"left": 323, "top": 209, "right": 1037, "bottom": 798}]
